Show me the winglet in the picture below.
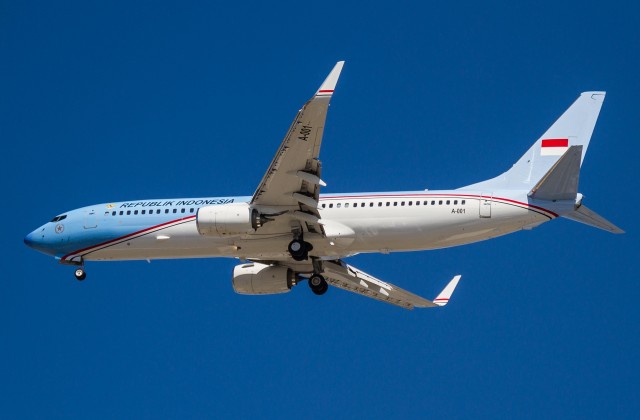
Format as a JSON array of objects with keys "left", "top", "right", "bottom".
[
  {"left": 316, "top": 61, "right": 345, "bottom": 97},
  {"left": 433, "top": 275, "right": 462, "bottom": 307}
]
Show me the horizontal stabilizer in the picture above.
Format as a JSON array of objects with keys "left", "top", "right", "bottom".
[
  {"left": 528, "top": 145, "right": 582, "bottom": 201},
  {"left": 322, "top": 261, "right": 461, "bottom": 310},
  {"left": 563, "top": 205, "right": 624, "bottom": 234}
]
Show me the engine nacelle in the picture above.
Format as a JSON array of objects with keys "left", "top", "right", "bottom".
[
  {"left": 196, "top": 203, "right": 260, "bottom": 236},
  {"left": 232, "top": 263, "right": 295, "bottom": 295}
]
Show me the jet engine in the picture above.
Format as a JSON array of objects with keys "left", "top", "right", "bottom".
[
  {"left": 232, "top": 262, "right": 295, "bottom": 295},
  {"left": 196, "top": 203, "right": 267, "bottom": 236}
]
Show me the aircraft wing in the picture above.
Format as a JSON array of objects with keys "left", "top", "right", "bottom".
[
  {"left": 322, "top": 260, "right": 462, "bottom": 310},
  {"left": 251, "top": 62, "right": 344, "bottom": 233}
]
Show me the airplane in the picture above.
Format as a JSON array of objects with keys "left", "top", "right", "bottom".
[{"left": 24, "top": 61, "right": 623, "bottom": 310}]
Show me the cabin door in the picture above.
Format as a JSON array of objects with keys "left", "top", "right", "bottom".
[
  {"left": 479, "top": 193, "right": 492, "bottom": 218},
  {"left": 84, "top": 209, "right": 98, "bottom": 229}
]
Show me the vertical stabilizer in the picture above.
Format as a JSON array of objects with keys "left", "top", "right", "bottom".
[
  {"left": 461, "top": 92, "right": 605, "bottom": 191},
  {"left": 528, "top": 145, "right": 582, "bottom": 201}
]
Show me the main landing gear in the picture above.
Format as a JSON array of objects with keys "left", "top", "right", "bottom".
[
  {"left": 288, "top": 238, "right": 313, "bottom": 261},
  {"left": 288, "top": 233, "right": 327, "bottom": 295},
  {"left": 308, "top": 273, "right": 328, "bottom": 295},
  {"left": 74, "top": 268, "right": 86, "bottom": 281}
]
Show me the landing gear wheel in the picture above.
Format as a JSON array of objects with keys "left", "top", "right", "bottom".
[
  {"left": 309, "top": 274, "right": 328, "bottom": 295},
  {"left": 74, "top": 268, "right": 86, "bottom": 281},
  {"left": 288, "top": 239, "right": 309, "bottom": 261}
]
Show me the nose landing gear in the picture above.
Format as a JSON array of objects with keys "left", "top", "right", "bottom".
[{"left": 74, "top": 268, "right": 86, "bottom": 281}]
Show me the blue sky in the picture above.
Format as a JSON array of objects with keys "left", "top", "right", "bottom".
[{"left": 3, "top": 1, "right": 639, "bottom": 418}]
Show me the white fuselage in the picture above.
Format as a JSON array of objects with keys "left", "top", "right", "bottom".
[
  {"left": 45, "top": 190, "right": 565, "bottom": 267},
  {"left": 22, "top": 63, "right": 617, "bottom": 307}
]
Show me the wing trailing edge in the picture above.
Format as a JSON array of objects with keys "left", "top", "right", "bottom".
[{"left": 322, "top": 261, "right": 461, "bottom": 310}]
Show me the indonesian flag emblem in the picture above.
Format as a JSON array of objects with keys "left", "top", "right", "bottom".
[{"left": 540, "top": 138, "right": 569, "bottom": 156}]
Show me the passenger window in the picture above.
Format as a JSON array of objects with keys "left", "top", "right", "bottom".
[
  {"left": 134, "top": 210, "right": 138, "bottom": 215},
  {"left": 190, "top": 208, "right": 194, "bottom": 213},
  {"left": 337, "top": 203, "right": 341, "bottom": 208},
  {"left": 112, "top": 211, "right": 116, "bottom": 216},
  {"left": 369, "top": 202, "right": 373, "bottom": 207},
  {"left": 329, "top": 204, "right": 333, "bottom": 208},
  {"left": 401, "top": 201, "right": 405, "bottom": 206},
  {"left": 424, "top": 201, "right": 428, "bottom": 205},
  {"left": 408, "top": 201, "right": 412, "bottom": 206},
  {"left": 141, "top": 210, "right": 146, "bottom": 215},
  {"left": 173, "top": 209, "right": 177, "bottom": 213},
  {"left": 393, "top": 202, "right": 397, "bottom": 206},
  {"left": 446, "top": 200, "right": 450, "bottom": 205},
  {"left": 431, "top": 201, "right": 435, "bottom": 205},
  {"left": 165, "top": 209, "right": 169, "bottom": 214},
  {"left": 386, "top": 202, "right": 390, "bottom": 206},
  {"left": 181, "top": 208, "right": 185, "bottom": 213},
  {"left": 439, "top": 200, "right": 443, "bottom": 205},
  {"left": 462, "top": 200, "right": 466, "bottom": 205},
  {"left": 322, "top": 204, "right": 326, "bottom": 208},
  {"left": 454, "top": 200, "right": 458, "bottom": 205},
  {"left": 119, "top": 211, "right": 123, "bottom": 215},
  {"left": 127, "top": 211, "right": 131, "bottom": 215},
  {"left": 378, "top": 202, "right": 382, "bottom": 207},
  {"left": 345, "top": 203, "right": 349, "bottom": 208}
]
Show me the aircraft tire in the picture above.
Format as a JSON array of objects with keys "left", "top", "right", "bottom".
[
  {"left": 309, "top": 274, "right": 328, "bottom": 295},
  {"left": 288, "top": 240, "right": 308, "bottom": 261},
  {"left": 74, "top": 269, "right": 86, "bottom": 281}
]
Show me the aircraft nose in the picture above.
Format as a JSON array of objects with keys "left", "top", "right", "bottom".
[
  {"left": 24, "top": 231, "right": 36, "bottom": 248},
  {"left": 24, "top": 225, "right": 62, "bottom": 256},
  {"left": 24, "top": 228, "right": 48, "bottom": 252}
]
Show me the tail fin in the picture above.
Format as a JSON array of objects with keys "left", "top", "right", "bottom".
[
  {"left": 523, "top": 144, "right": 624, "bottom": 233},
  {"left": 528, "top": 145, "right": 582, "bottom": 201},
  {"left": 462, "top": 92, "right": 605, "bottom": 191}
]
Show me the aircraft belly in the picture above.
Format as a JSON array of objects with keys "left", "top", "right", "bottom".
[
  {"left": 85, "top": 221, "right": 233, "bottom": 261},
  {"left": 86, "top": 225, "right": 308, "bottom": 261},
  {"left": 339, "top": 205, "right": 549, "bottom": 252}
]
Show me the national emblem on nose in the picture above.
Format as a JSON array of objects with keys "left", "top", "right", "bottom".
[{"left": 55, "top": 224, "right": 64, "bottom": 234}]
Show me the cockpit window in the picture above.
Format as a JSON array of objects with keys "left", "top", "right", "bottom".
[{"left": 50, "top": 215, "right": 67, "bottom": 222}]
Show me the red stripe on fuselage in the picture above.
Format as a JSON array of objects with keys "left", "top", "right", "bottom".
[{"left": 62, "top": 215, "right": 196, "bottom": 261}]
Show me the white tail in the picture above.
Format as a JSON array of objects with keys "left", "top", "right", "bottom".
[{"left": 462, "top": 92, "right": 605, "bottom": 191}]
